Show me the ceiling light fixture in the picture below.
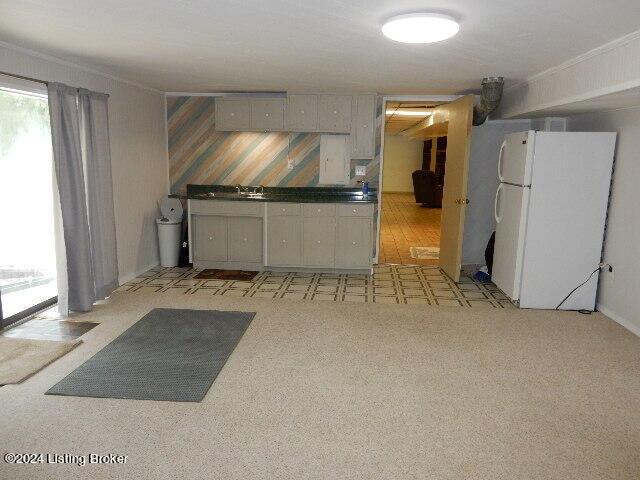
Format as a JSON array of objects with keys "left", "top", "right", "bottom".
[
  {"left": 386, "top": 110, "right": 433, "bottom": 117},
  {"left": 382, "top": 13, "right": 460, "bottom": 44}
]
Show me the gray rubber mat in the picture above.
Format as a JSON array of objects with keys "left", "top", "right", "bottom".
[{"left": 46, "top": 308, "right": 254, "bottom": 402}]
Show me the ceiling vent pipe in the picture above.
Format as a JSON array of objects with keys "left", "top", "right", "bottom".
[{"left": 472, "top": 76, "right": 504, "bottom": 126}]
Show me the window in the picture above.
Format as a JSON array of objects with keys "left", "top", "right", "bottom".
[{"left": 0, "top": 77, "right": 57, "bottom": 325}]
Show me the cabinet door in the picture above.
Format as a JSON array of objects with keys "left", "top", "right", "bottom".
[
  {"left": 215, "top": 98, "right": 251, "bottom": 131},
  {"left": 319, "top": 135, "right": 349, "bottom": 185},
  {"left": 267, "top": 216, "right": 302, "bottom": 266},
  {"left": 335, "top": 218, "right": 372, "bottom": 268},
  {"left": 251, "top": 98, "right": 285, "bottom": 131},
  {"left": 227, "top": 217, "right": 262, "bottom": 263},
  {"left": 303, "top": 217, "right": 335, "bottom": 267},
  {"left": 286, "top": 94, "right": 318, "bottom": 131},
  {"left": 193, "top": 216, "right": 228, "bottom": 261},
  {"left": 318, "top": 95, "right": 352, "bottom": 133},
  {"left": 351, "top": 95, "right": 376, "bottom": 158}
]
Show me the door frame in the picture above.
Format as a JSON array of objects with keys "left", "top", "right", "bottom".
[{"left": 375, "top": 95, "right": 461, "bottom": 264}]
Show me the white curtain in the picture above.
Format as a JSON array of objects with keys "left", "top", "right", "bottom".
[{"left": 48, "top": 83, "right": 118, "bottom": 314}]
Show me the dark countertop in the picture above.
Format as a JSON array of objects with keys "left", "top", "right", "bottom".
[{"left": 172, "top": 184, "right": 378, "bottom": 204}]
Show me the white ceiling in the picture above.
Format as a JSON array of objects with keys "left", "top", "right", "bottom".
[{"left": 2, "top": 0, "right": 640, "bottom": 94}]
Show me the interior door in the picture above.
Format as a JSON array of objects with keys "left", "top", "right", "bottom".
[{"left": 436, "top": 95, "right": 474, "bottom": 281}]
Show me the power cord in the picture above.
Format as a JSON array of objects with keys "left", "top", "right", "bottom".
[{"left": 555, "top": 264, "right": 607, "bottom": 310}]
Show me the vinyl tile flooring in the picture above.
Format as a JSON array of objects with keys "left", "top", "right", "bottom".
[
  {"left": 117, "top": 264, "right": 513, "bottom": 308},
  {"left": 379, "top": 192, "right": 442, "bottom": 266}
]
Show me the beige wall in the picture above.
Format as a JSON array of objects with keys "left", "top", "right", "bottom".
[
  {"left": 382, "top": 134, "right": 423, "bottom": 193},
  {"left": 568, "top": 108, "right": 640, "bottom": 335},
  {"left": 0, "top": 41, "right": 168, "bottom": 285}
]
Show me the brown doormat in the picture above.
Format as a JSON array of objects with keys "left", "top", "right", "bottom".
[{"left": 194, "top": 269, "right": 258, "bottom": 281}]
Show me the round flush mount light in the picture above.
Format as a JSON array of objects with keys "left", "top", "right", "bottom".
[{"left": 382, "top": 13, "right": 460, "bottom": 44}]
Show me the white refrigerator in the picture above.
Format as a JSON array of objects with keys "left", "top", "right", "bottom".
[{"left": 492, "top": 131, "right": 616, "bottom": 310}]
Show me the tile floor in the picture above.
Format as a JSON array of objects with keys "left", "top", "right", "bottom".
[
  {"left": 379, "top": 192, "right": 441, "bottom": 266},
  {"left": 117, "top": 265, "right": 513, "bottom": 308}
]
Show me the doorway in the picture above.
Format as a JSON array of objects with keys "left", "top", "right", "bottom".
[
  {"left": 0, "top": 79, "right": 57, "bottom": 327},
  {"left": 378, "top": 100, "right": 448, "bottom": 266}
]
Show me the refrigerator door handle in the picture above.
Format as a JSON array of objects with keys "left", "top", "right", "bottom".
[
  {"left": 497, "top": 140, "right": 507, "bottom": 182},
  {"left": 494, "top": 183, "right": 504, "bottom": 223}
]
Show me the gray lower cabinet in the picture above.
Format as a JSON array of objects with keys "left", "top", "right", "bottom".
[
  {"left": 193, "top": 215, "right": 228, "bottom": 261},
  {"left": 228, "top": 217, "right": 262, "bottom": 263},
  {"left": 303, "top": 217, "right": 335, "bottom": 266},
  {"left": 335, "top": 217, "right": 372, "bottom": 268},
  {"left": 267, "top": 215, "right": 302, "bottom": 266}
]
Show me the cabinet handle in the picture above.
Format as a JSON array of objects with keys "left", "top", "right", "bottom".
[
  {"left": 333, "top": 110, "right": 338, "bottom": 114},
  {"left": 282, "top": 239, "right": 286, "bottom": 243},
  {"left": 243, "top": 237, "right": 248, "bottom": 242},
  {"left": 230, "top": 112, "right": 235, "bottom": 117},
  {"left": 317, "top": 208, "right": 321, "bottom": 212},
  {"left": 209, "top": 236, "right": 213, "bottom": 240},
  {"left": 352, "top": 209, "right": 357, "bottom": 213},
  {"left": 300, "top": 110, "right": 305, "bottom": 114},
  {"left": 265, "top": 113, "right": 270, "bottom": 117},
  {"left": 363, "top": 124, "right": 367, "bottom": 128},
  {"left": 281, "top": 208, "right": 286, "bottom": 212},
  {"left": 352, "top": 241, "right": 357, "bottom": 245},
  {"left": 317, "top": 240, "right": 321, "bottom": 244}
]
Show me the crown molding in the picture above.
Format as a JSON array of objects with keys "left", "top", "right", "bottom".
[{"left": 0, "top": 39, "right": 161, "bottom": 93}]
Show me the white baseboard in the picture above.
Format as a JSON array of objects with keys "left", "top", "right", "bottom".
[
  {"left": 597, "top": 303, "right": 640, "bottom": 337},
  {"left": 118, "top": 262, "right": 159, "bottom": 286}
]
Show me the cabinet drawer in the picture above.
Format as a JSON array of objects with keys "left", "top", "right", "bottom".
[
  {"left": 190, "top": 199, "right": 262, "bottom": 216},
  {"left": 193, "top": 216, "right": 228, "bottom": 262},
  {"left": 266, "top": 216, "right": 302, "bottom": 266},
  {"left": 303, "top": 217, "right": 335, "bottom": 267},
  {"left": 266, "top": 202, "right": 301, "bottom": 216},
  {"left": 227, "top": 217, "right": 262, "bottom": 263},
  {"left": 335, "top": 217, "right": 372, "bottom": 268},
  {"left": 302, "top": 203, "right": 336, "bottom": 217},
  {"left": 337, "top": 203, "right": 374, "bottom": 218},
  {"left": 251, "top": 98, "right": 285, "bottom": 131}
]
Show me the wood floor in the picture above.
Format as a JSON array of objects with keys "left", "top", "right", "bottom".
[{"left": 378, "top": 192, "right": 441, "bottom": 266}]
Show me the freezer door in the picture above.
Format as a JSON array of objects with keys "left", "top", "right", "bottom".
[
  {"left": 498, "top": 131, "right": 535, "bottom": 186},
  {"left": 491, "top": 183, "right": 530, "bottom": 301}
]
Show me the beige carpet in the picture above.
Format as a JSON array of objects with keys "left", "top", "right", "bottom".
[
  {"left": 0, "top": 337, "right": 80, "bottom": 385},
  {"left": 1, "top": 291, "right": 639, "bottom": 479}
]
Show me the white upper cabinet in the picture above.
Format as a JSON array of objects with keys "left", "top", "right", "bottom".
[
  {"left": 319, "top": 134, "right": 350, "bottom": 185},
  {"left": 251, "top": 98, "right": 285, "bottom": 131},
  {"left": 351, "top": 94, "right": 376, "bottom": 158},
  {"left": 215, "top": 98, "right": 251, "bottom": 131},
  {"left": 286, "top": 94, "right": 318, "bottom": 131},
  {"left": 318, "top": 95, "right": 352, "bottom": 133}
]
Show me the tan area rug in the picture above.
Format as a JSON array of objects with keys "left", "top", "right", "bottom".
[
  {"left": 410, "top": 246, "right": 440, "bottom": 259},
  {"left": 0, "top": 337, "right": 81, "bottom": 385}
]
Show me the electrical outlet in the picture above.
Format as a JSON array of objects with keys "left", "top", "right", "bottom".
[
  {"left": 287, "top": 158, "right": 294, "bottom": 170},
  {"left": 355, "top": 165, "right": 366, "bottom": 176}
]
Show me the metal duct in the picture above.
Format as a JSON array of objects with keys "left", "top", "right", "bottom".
[{"left": 472, "top": 77, "right": 504, "bottom": 126}]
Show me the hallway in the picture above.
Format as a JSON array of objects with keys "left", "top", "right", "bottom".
[{"left": 378, "top": 192, "right": 441, "bottom": 266}]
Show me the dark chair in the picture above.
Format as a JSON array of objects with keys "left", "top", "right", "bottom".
[{"left": 412, "top": 170, "right": 442, "bottom": 208}]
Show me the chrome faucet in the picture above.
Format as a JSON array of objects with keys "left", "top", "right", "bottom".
[
  {"left": 255, "top": 185, "right": 265, "bottom": 195},
  {"left": 235, "top": 184, "right": 243, "bottom": 194}
]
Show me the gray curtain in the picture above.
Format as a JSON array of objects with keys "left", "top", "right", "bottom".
[{"left": 48, "top": 83, "right": 118, "bottom": 312}]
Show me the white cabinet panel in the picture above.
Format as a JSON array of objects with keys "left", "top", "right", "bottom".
[
  {"left": 351, "top": 94, "right": 376, "bottom": 158},
  {"left": 319, "top": 135, "right": 350, "bottom": 185},
  {"left": 215, "top": 98, "right": 251, "bottom": 131},
  {"left": 193, "top": 215, "right": 228, "bottom": 261},
  {"left": 303, "top": 217, "right": 335, "bottom": 267},
  {"left": 266, "top": 216, "right": 302, "bottom": 266},
  {"left": 227, "top": 217, "right": 262, "bottom": 263},
  {"left": 286, "top": 94, "right": 318, "bottom": 131},
  {"left": 318, "top": 95, "right": 352, "bottom": 133},
  {"left": 251, "top": 98, "right": 285, "bottom": 131},
  {"left": 335, "top": 217, "right": 372, "bottom": 268}
]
